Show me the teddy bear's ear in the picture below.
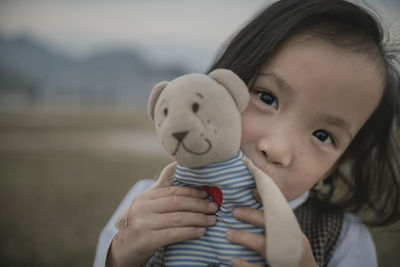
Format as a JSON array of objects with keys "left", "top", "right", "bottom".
[
  {"left": 148, "top": 81, "right": 169, "bottom": 121},
  {"left": 208, "top": 69, "right": 249, "bottom": 112}
]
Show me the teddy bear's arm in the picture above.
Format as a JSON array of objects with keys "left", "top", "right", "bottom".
[
  {"left": 148, "top": 161, "right": 177, "bottom": 190},
  {"left": 242, "top": 158, "right": 303, "bottom": 267}
]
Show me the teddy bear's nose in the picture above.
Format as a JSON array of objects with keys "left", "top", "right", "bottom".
[{"left": 172, "top": 131, "right": 188, "bottom": 142}]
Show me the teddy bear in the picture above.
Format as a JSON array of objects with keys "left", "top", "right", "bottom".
[{"left": 117, "top": 69, "right": 303, "bottom": 267}]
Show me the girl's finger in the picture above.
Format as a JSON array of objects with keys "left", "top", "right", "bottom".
[
  {"left": 233, "top": 207, "right": 265, "bottom": 228},
  {"left": 230, "top": 257, "right": 262, "bottom": 267},
  {"left": 148, "top": 195, "right": 219, "bottom": 214},
  {"left": 138, "top": 186, "right": 209, "bottom": 201},
  {"left": 226, "top": 229, "right": 266, "bottom": 258},
  {"left": 149, "top": 212, "right": 216, "bottom": 230}
]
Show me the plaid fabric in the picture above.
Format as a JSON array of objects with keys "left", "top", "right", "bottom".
[
  {"left": 146, "top": 196, "right": 343, "bottom": 267},
  {"left": 294, "top": 196, "right": 344, "bottom": 267}
]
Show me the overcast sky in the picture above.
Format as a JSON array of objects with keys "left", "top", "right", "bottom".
[{"left": 0, "top": 0, "right": 398, "bottom": 71}]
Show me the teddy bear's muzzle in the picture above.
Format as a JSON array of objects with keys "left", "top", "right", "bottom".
[
  {"left": 172, "top": 131, "right": 188, "bottom": 142},
  {"left": 170, "top": 130, "right": 212, "bottom": 157}
]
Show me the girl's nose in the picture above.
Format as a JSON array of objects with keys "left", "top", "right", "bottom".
[{"left": 257, "top": 134, "right": 293, "bottom": 167}]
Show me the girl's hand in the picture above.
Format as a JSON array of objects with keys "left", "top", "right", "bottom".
[
  {"left": 226, "top": 190, "right": 317, "bottom": 267},
  {"left": 106, "top": 186, "right": 218, "bottom": 267}
]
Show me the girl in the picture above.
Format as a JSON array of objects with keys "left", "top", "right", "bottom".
[{"left": 94, "top": 0, "right": 400, "bottom": 266}]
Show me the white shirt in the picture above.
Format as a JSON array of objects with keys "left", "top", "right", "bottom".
[{"left": 93, "top": 179, "right": 377, "bottom": 267}]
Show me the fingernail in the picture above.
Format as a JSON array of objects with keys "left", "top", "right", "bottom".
[
  {"left": 226, "top": 229, "right": 234, "bottom": 240},
  {"left": 230, "top": 257, "right": 240, "bottom": 266},
  {"left": 200, "top": 190, "right": 209, "bottom": 197},
  {"left": 208, "top": 215, "right": 217, "bottom": 224},
  {"left": 196, "top": 227, "right": 206, "bottom": 235},
  {"left": 232, "top": 208, "right": 242, "bottom": 217},
  {"left": 208, "top": 202, "right": 218, "bottom": 211}
]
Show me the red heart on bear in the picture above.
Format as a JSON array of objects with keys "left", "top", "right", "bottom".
[{"left": 202, "top": 186, "right": 223, "bottom": 207}]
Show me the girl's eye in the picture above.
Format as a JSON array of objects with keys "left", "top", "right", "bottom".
[
  {"left": 313, "top": 130, "right": 334, "bottom": 145},
  {"left": 257, "top": 91, "right": 278, "bottom": 109}
]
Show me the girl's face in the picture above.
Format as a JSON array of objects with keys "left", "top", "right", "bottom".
[{"left": 240, "top": 36, "right": 384, "bottom": 201}]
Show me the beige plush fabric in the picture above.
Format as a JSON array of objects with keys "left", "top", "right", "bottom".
[
  {"left": 243, "top": 158, "right": 303, "bottom": 267},
  {"left": 148, "top": 69, "right": 247, "bottom": 168},
  {"left": 117, "top": 69, "right": 303, "bottom": 267}
]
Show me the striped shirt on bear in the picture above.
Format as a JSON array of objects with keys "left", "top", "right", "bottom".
[{"left": 164, "top": 151, "right": 266, "bottom": 267}]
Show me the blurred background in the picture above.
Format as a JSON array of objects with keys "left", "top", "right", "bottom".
[{"left": 0, "top": 0, "right": 399, "bottom": 266}]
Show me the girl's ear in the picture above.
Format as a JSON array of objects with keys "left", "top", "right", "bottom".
[
  {"left": 208, "top": 69, "right": 249, "bottom": 113},
  {"left": 148, "top": 81, "right": 169, "bottom": 121}
]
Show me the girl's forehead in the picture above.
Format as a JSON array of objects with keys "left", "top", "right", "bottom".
[{"left": 262, "top": 35, "right": 384, "bottom": 94}]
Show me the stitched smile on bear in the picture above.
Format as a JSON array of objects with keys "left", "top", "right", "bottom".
[{"left": 171, "top": 130, "right": 212, "bottom": 156}]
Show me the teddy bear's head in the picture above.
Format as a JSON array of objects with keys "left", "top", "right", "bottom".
[{"left": 148, "top": 69, "right": 249, "bottom": 168}]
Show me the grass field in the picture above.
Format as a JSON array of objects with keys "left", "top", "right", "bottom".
[{"left": 0, "top": 108, "right": 399, "bottom": 266}]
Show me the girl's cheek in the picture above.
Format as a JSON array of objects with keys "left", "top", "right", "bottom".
[
  {"left": 241, "top": 116, "right": 257, "bottom": 142},
  {"left": 299, "top": 155, "right": 331, "bottom": 184},
  {"left": 241, "top": 109, "right": 267, "bottom": 139}
]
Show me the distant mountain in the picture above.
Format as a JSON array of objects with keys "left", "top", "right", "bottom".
[{"left": 0, "top": 35, "right": 188, "bottom": 107}]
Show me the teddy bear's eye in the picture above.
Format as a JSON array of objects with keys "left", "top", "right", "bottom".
[
  {"left": 192, "top": 103, "right": 199, "bottom": 113},
  {"left": 163, "top": 108, "right": 168, "bottom": 116}
]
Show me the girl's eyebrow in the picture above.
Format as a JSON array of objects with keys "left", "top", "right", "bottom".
[
  {"left": 258, "top": 72, "right": 296, "bottom": 96},
  {"left": 321, "top": 113, "right": 353, "bottom": 140}
]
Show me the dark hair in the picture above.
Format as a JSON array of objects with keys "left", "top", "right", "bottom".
[{"left": 209, "top": 0, "right": 400, "bottom": 226}]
